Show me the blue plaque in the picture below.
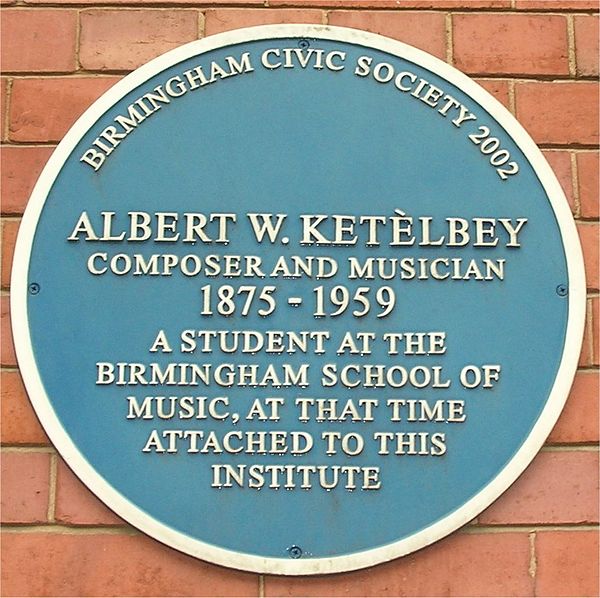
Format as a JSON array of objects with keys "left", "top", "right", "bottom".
[{"left": 11, "top": 25, "right": 586, "bottom": 574}]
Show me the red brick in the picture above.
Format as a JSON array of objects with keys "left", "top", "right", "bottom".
[
  {"left": 0, "top": 452, "right": 50, "bottom": 523},
  {"left": 1, "top": 146, "right": 54, "bottom": 215},
  {"left": 536, "top": 530, "right": 599, "bottom": 597},
  {"left": 593, "top": 295, "right": 599, "bottom": 366},
  {"left": 577, "top": 151, "right": 599, "bottom": 219},
  {"left": 476, "top": 78, "right": 510, "bottom": 109},
  {"left": 266, "top": 532, "right": 533, "bottom": 596},
  {"left": 454, "top": 14, "right": 568, "bottom": 76},
  {"left": 1, "top": 296, "right": 16, "bottom": 366},
  {"left": 0, "top": 532, "right": 258, "bottom": 597},
  {"left": 543, "top": 150, "right": 576, "bottom": 215},
  {"left": 575, "top": 15, "right": 599, "bottom": 77},
  {"left": 80, "top": 10, "right": 199, "bottom": 72},
  {"left": 271, "top": 0, "right": 511, "bottom": 5},
  {"left": 578, "top": 223, "right": 599, "bottom": 289},
  {"left": 24, "top": 0, "right": 262, "bottom": 3},
  {"left": 55, "top": 459, "right": 124, "bottom": 526},
  {"left": 0, "top": 370, "right": 49, "bottom": 445},
  {"left": 0, "top": 77, "right": 8, "bottom": 142},
  {"left": 204, "top": 9, "right": 324, "bottom": 36},
  {"left": 479, "top": 451, "right": 599, "bottom": 525},
  {"left": 516, "top": 0, "right": 599, "bottom": 7},
  {"left": 516, "top": 81, "right": 599, "bottom": 146},
  {"left": 328, "top": 11, "right": 446, "bottom": 59},
  {"left": 0, "top": 10, "right": 77, "bottom": 73},
  {"left": 9, "top": 77, "right": 120, "bottom": 143},
  {"left": 1, "top": 219, "right": 19, "bottom": 288},
  {"left": 549, "top": 372, "right": 600, "bottom": 443}
]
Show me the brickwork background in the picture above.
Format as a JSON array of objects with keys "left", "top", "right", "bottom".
[{"left": 1, "top": 1, "right": 598, "bottom": 596}]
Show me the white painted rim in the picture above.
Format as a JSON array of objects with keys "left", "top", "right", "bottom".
[{"left": 11, "top": 25, "right": 586, "bottom": 575}]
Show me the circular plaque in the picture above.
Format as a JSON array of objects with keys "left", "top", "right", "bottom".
[{"left": 12, "top": 25, "right": 585, "bottom": 574}]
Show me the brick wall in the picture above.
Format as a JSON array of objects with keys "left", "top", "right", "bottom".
[{"left": 1, "top": 1, "right": 598, "bottom": 596}]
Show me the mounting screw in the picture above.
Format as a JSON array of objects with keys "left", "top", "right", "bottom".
[
  {"left": 298, "top": 39, "right": 310, "bottom": 49},
  {"left": 288, "top": 545, "right": 302, "bottom": 559},
  {"left": 556, "top": 284, "right": 568, "bottom": 297},
  {"left": 29, "top": 283, "right": 40, "bottom": 295}
]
